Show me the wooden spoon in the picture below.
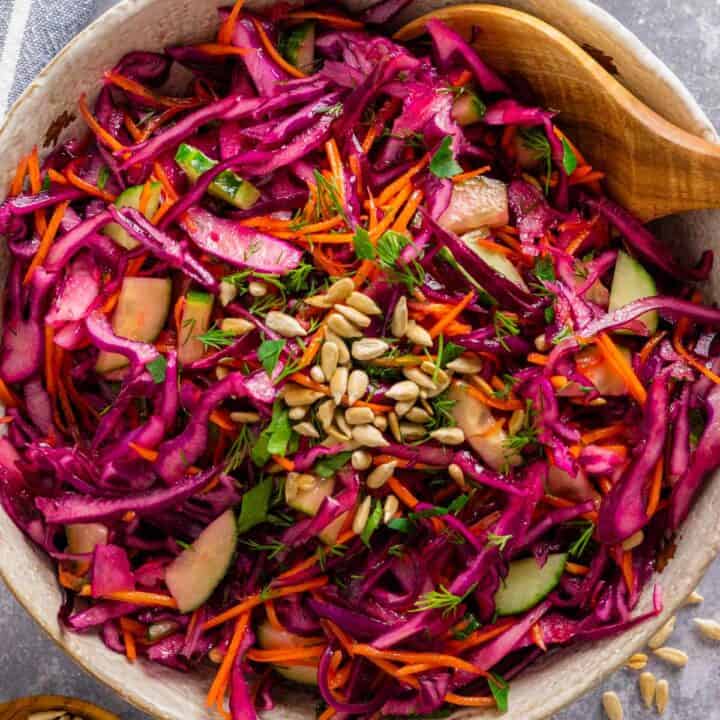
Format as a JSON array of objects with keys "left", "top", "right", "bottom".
[{"left": 395, "top": 4, "right": 720, "bottom": 222}]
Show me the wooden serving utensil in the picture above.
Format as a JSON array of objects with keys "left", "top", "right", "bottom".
[
  {"left": 395, "top": 4, "right": 720, "bottom": 222},
  {"left": 0, "top": 696, "right": 120, "bottom": 720}
]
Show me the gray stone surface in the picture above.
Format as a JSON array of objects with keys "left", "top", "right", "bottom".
[{"left": 1, "top": 0, "right": 720, "bottom": 718}]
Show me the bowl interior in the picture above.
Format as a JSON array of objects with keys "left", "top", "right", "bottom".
[{"left": 0, "top": 2, "right": 718, "bottom": 719}]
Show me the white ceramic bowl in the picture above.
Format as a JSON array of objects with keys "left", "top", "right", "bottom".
[{"left": 0, "top": 2, "right": 718, "bottom": 719}]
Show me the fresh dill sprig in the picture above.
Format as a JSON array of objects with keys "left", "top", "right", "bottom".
[
  {"left": 428, "top": 391, "right": 457, "bottom": 430},
  {"left": 493, "top": 311, "right": 521, "bottom": 351},
  {"left": 486, "top": 532, "right": 513, "bottom": 552},
  {"left": 241, "top": 538, "right": 287, "bottom": 559},
  {"left": 196, "top": 324, "right": 237, "bottom": 350},
  {"left": 225, "top": 424, "right": 255, "bottom": 473},
  {"left": 413, "top": 584, "right": 475, "bottom": 616},
  {"left": 568, "top": 521, "right": 595, "bottom": 559},
  {"left": 520, "top": 127, "right": 552, "bottom": 193},
  {"left": 313, "top": 169, "right": 347, "bottom": 221}
]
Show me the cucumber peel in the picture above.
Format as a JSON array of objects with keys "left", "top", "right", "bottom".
[
  {"left": 178, "top": 290, "right": 214, "bottom": 365},
  {"left": 609, "top": 250, "right": 658, "bottom": 334},
  {"left": 495, "top": 553, "right": 567, "bottom": 616},
  {"left": 103, "top": 182, "right": 162, "bottom": 250}
]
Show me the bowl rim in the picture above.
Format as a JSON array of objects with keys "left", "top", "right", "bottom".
[{"left": 0, "top": 1, "right": 717, "bottom": 719}]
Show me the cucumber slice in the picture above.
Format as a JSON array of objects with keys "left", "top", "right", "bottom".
[
  {"left": 281, "top": 21, "right": 315, "bottom": 72},
  {"left": 285, "top": 473, "right": 335, "bottom": 516},
  {"left": 608, "top": 251, "right": 658, "bottom": 334},
  {"left": 95, "top": 277, "right": 172, "bottom": 374},
  {"left": 257, "top": 622, "right": 319, "bottom": 686},
  {"left": 165, "top": 509, "right": 237, "bottom": 613},
  {"left": 495, "top": 553, "right": 568, "bottom": 616},
  {"left": 103, "top": 183, "right": 162, "bottom": 250},
  {"left": 175, "top": 143, "right": 260, "bottom": 210},
  {"left": 178, "top": 290, "right": 214, "bottom": 365},
  {"left": 461, "top": 230, "right": 528, "bottom": 291},
  {"left": 66, "top": 523, "right": 108, "bottom": 553},
  {"left": 451, "top": 92, "right": 486, "bottom": 126}
]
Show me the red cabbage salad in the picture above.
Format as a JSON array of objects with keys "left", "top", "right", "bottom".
[{"left": 1, "top": 1, "right": 720, "bottom": 717}]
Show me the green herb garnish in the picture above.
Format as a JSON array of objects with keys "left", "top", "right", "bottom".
[{"left": 429, "top": 136, "right": 463, "bottom": 179}]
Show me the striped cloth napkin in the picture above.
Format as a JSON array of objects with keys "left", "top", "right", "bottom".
[{"left": 0, "top": 0, "right": 117, "bottom": 115}]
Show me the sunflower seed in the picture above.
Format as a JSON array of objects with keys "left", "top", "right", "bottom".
[
  {"left": 326, "top": 331, "right": 350, "bottom": 364},
  {"left": 326, "top": 424, "right": 351, "bottom": 443},
  {"left": 508, "top": 409, "right": 525, "bottom": 436},
  {"left": 373, "top": 415, "right": 388, "bottom": 431},
  {"left": 335, "top": 409, "right": 352, "bottom": 437},
  {"left": 406, "top": 407, "right": 432, "bottom": 424},
  {"left": 685, "top": 590, "right": 704, "bottom": 605},
  {"left": 220, "top": 317, "right": 254, "bottom": 336},
  {"left": 534, "top": 334, "right": 549, "bottom": 352},
  {"left": 352, "top": 338, "right": 390, "bottom": 361},
  {"left": 403, "top": 367, "right": 438, "bottom": 391},
  {"left": 400, "top": 422, "right": 427, "bottom": 440},
  {"left": 346, "top": 291, "right": 382, "bottom": 316},
  {"left": 655, "top": 679, "right": 669, "bottom": 714},
  {"left": 330, "top": 367, "right": 349, "bottom": 405},
  {"left": 693, "top": 618, "right": 720, "bottom": 641},
  {"left": 335, "top": 304, "right": 372, "bottom": 329},
  {"left": 248, "top": 280, "right": 268, "bottom": 297},
  {"left": 346, "top": 406, "right": 375, "bottom": 425},
  {"left": 266, "top": 311, "right": 307, "bottom": 338},
  {"left": 420, "top": 361, "right": 448, "bottom": 385},
  {"left": 388, "top": 411, "right": 401, "bottom": 442},
  {"left": 219, "top": 281, "right": 238, "bottom": 307},
  {"left": 293, "top": 422, "right": 320, "bottom": 439},
  {"left": 328, "top": 312, "right": 362, "bottom": 339},
  {"left": 626, "top": 652, "right": 648, "bottom": 670},
  {"left": 601, "top": 691, "right": 623, "bottom": 720},
  {"left": 326, "top": 277, "right": 354, "bottom": 304},
  {"left": 216, "top": 366, "right": 230, "bottom": 380},
  {"left": 351, "top": 449, "right": 372, "bottom": 471},
  {"left": 420, "top": 397, "right": 434, "bottom": 415},
  {"left": 367, "top": 461, "right": 396, "bottom": 489},
  {"left": 446, "top": 355, "right": 483, "bottom": 374},
  {"left": 638, "top": 671, "right": 656, "bottom": 708},
  {"left": 395, "top": 400, "right": 415, "bottom": 417},
  {"left": 288, "top": 406, "right": 308, "bottom": 421},
  {"left": 351, "top": 424, "right": 389, "bottom": 448},
  {"left": 405, "top": 320, "right": 433, "bottom": 347},
  {"left": 621, "top": 530, "right": 645, "bottom": 551},
  {"left": 648, "top": 616, "right": 676, "bottom": 650},
  {"left": 424, "top": 376, "right": 451, "bottom": 398},
  {"left": 353, "top": 496, "right": 373, "bottom": 534},
  {"left": 383, "top": 494, "right": 399, "bottom": 524},
  {"left": 347, "top": 370, "right": 369, "bottom": 405},
  {"left": 229, "top": 411, "right": 261, "bottom": 424},
  {"left": 310, "top": 365, "right": 325, "bottom": 384},
  {"left": 430, "top": 427, "right": 465, "bottom": 445},
  {"left": 296, "top": 473, "right": 318, "bottom": 491},
  {"left": 386, "top": 380, "right": 420, "bottom": 403},
  {"left": 391, "top": 297, "right": 408, "bottom": 337},
  {"left": 305, "top": 293, "right": 332, "bottom": 308},
  {"left": 448, "top": 463, "right": 465, "bottom": 486},
  {"left": 283, "top": 385, "right": 326, "bottom": 407},
  {"left": 316, "top": 399, "right": 336, "bottom": 430},
  {"left": 653, "top": 647, "right": 688, "bottom": 667},
  {"left": 321, "top": 341, "right": 340, "bottom": 380}
]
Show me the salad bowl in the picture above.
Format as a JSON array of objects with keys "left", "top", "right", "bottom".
[{"left": 0, "top": 1, "right": 718, "bottom": 719}]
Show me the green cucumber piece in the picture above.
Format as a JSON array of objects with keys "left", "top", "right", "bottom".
[
  {"left": 608, "top": 251, "right": 658, "bottom": 334},
  {"left": 175, "top": 143, "right": 260, "bottom": 210},
  {"left": 281, "top": 21, "right": 315, "bottom": 72},
  {"left": 178, "top": 290, "right": 214, "bottom": 365},
  {"left": 165, "top": 509, "right": 237, "bottom": 613},
  {"left": 451, "top": 92, "right": 486, "bottom": 126},
  {"left": 495, "top": 553, "right": 568, "bottom": 616},
  {"left": 461, "top": 230, "right": 528, "bottom": 291},
  {"left": 103, "top": 182, "right": 162, "bottom": 250},
  {"left": 257, "top": 622, "right": 319, "bottom": 686},
  {"left": 285, "top": 473, "right": 335, "bottom": 516},
  {"left": 95, "top": 277, "right": 172, "bottom": 374}
]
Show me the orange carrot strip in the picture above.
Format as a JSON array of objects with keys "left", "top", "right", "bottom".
[
  {"left": 10, "top": 154, "right": 29, "bottom": 196},
  {"left": 299, "top": 326, "right": 325, "bottom": 368},
  {"left": 444, "top": 693, "right": 495, "bottom": 708},
  {"left": 297, "top": 217, "right": 345, "bottom": 234},
  {"left": 565, "top": 562, "right": 590, "bottom": 576},
  {"left": 452, "top": 165, "right": 491, "bottom": 184},
  {"left": 104, "top": 71, "right": 201, "bottom": 109},
  {"left": 353, "top": 400, "right": 393, "bottom": 413},
  {"left": 447, "top": 618, "right": 517, "bottom": 652},
  {"left": 46, "top": 168, "right": 69, "bottom": 185},
  {"left": 190, "top": 42, "right": 249, "bottom": 56},
  {"left": 0, "top": 379, "right": 19, "bottom": 409},
  {"left": 24, "top": 201, "right": 70, "bottom": 285},
  {"left": 151, "top": 199, "right": 175, "bottom": 225},
  {"left": 527, "top": 352, "right": 548, "bottom": 366},
  {"left": 246, "top": 646, "right": 325, "bottom": 663},
  {"left": 120, "top": 618, "right": 138, "bottom": 662},
  {"left": 466, "top": 384, "right": 523, "bottom": 412},
  {"left": 27, "top": 147, "right": 48, "bottom": 238},
  {"left": 596, "top": 333, "right": 647, "bottom": 404},
  {"left": 206, "top": 613, "right": 250, "bottom": 707},
  {"left": 209, "top": 409, "right": 236, "bottom": 432},
  {"left": 105, "top": 591, "right": 178, "bottom": 608},
  {"left": 286, "top": 11, "right": 364, "bottom": 29},
  {"left": 43, "top": 324, "right": 58, "bottom": 397},
  {"left": 569, "top": 171, "right": 606, "bottom": 186},
  {"left": 352, "top": 644, "right": 487, "bottom": 677},
  {"left": 128, "top": 442, "right": 159, "bottom": 462},
  {"left": 272, "top": 454, "right": 295, "bottom": 472},
  {"left": 639, "top": 330, "right": 667, "bottom": 366},
  {"left": 296, "top": 233, "right": 355, "bottom": 244},
  {"left": 217, "top": 0, "right": 245, "bottom": 44},
  {"left": 278, "top": 531, "right": 356, "bottom": 581},
  {"left": 318, "top": 707, "right": 336, "bottom": 720},
  {"left": 78, "top": 95, "right": 127, "bottom": 153},
  {"left": 387, "top": 476, "right": 418, "bottom": 509},
  {"left": 581, "top": 423, "right": 626, "bottom": 445},
  {"left": 621, "top": 550, "right": 634, "bottom": 594},
  {"left": 287, "top": 372, "right": 329, "bottom": 395},
  {"left": 392, "top": 189, "right": 423, "bottom": 233},
  {"left": 673, "top": 318, "right": 720, "bottom": 385},
  {"left": 646, "top": 457, "right": 664, "bottom": 517},
  {"left": 543, "top": 495, "right": 598, "bottom": 523},
  {"left": 326, "top": 138, "right": 345, "bottom": 205},
  {"left": 202, "top": 577, "right": 329, "bottom": 631},
  {"left": 428, "top": 290, "right": 474, "bottom": 339},
  {"left": 65, "top": 166, "right": 117, "bottom": 203},
  {"left": 138, "top": 179, "right": 154, "bottom": 216},
  {"left": 264, "top": 600, "right": 284, "bottom": 631},
  {"left": 153, "top": 162, "right": 179, "bottom": 202},
  {"left": 377, "top": 155, "right": 429, "bottom": 206},
  {"left": 249, "top": 17, "right": 307, "bottom": 79}
]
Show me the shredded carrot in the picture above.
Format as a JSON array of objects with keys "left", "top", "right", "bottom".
[
  {"left": 65, "top": 165, "right": 117, "bottom": 203},
  {"left": 209, "top": 409, "right": 236, "bottom": 432},
  {"left": 249, "top": 17, "right": 307, "bottom": 79},
  {"left": 294, "top": 232, "right": 355, "bottom": 244},
  {"left": 452, "top": 165, "right": 491, "bottom": 184},
  {"left": 296, "top": 217, "right": 345, "bottom": 235},
  {"left": 646, "top": 457, "right": 663, "bottom": 517},
  {"left": 105, "top": 71, "right": 201, "bottom": 109},
  {"left": 447, "top": 618, "right": 516, "bottom": 652},
  {"left": 153, "top": 162, "right": 179, "bottom": 202},
  {"left": 318, "top": 706, "right": 336, "bottom": 720},
  {"left": 326, "top": 139, "right": 345, "bottom": 205},
  {"left": 565, "top": 561, "right": 590, "bottom": 576},
  {"left": 190, "top": 42, "right": 249, "bottom": 56},
  {"left": 203, "top": 577, "right": 329, "bottom": 631},
  {"left": 123, "top": 113, "right": 145, "bottom": 142},
  {"left": 217, "top": 0, "right": 245, "bottom": 44},
  {"left": 100, "top": 290, "right": 121, "bottom": 315},
  {"left": 376, "top": 155, "right": 429, "bottom": 206},
  {"left": 287, "top": 372, "right": 329, "bottom": 395},
  {"left": 264, "top": 600, "right": 283, "bottom": 631},
  {"left": 128, "top": 442, "right": 159, "bottom": 463},
  {"left": 392, "top": 188, "right": 423, "bottom": 234},
  {"left": 450, "top": 68, "right": 473, "bottom": 87},
  {"left": 207, "top": 613, "right": 250, "bottom": 707},
  {"left": 120, "top": 619, "right": 138, "bottom": 662},
  {"left": 23, "top": 197, "right": 67, "bottom": 286},
  {"left": 0, "top": 378, "right": 19, "bottom": 409},
  {"left": 569, "top": 170, "right": 606, "bottom": 186},
  {"left": 10, "top": 154, "right": 29, "bottom": 196},
  {"left": 466, "top": 384, "right": 523, "bottom": 412},
  {"left": 43, "top": 324, "right": 57, "bottom": 396},
  {"left": 286, "top": 11, "right": 364, "bottom": 29},
  {"left": 639, "top": 330, "right": 667, "bottom": 366},
  {"left": 531, "top": 622, "right": 547, "bottom": 652},
  {"left": 387, "top": 476, "right": 418, "bottom": 509},
  {"left": 595, "top": 333, "right": 647, "bottom": 404},
  {"left": 673, "top": 317, "right": 720, "bottom": 385},
  {"left": 78, "top": 94, "right": 127, "bottom": 153},
  {"left": 272, "top": 454, "right": 295, "bottom": 472},
  {"left": 621, "top": 550, "right": 634, "bottom": 594},
  {"left": 352, "top": 644, "right": 488, "bottom": 677},
  {"left": 138, "top": 179, "right": 154, "bottom": 216},
  {"left": 428, "top": 290, "right": 474, "bottom": 338},
  {"left": 27, "top": 147, "right": 48, "bottom": 238},
  {"left": 444, "top": 693, "right": 496, "bottom": 708},
  {"left": 299, "top": 326, "right": 325, "bottom": 368},
  {"left": 0, "top": 417, "right": 13, "bottom": 425},
  {"left": 104, "top": 591, "right": 178, "bottom": 608},
  {"left": 527, "top": 352, "right": 548, "bottom": 366},
  {"left": 543, "top": 495, "right": 598, "bottom": 523},
  {"left": 278, "top": 531, "right": 356, "bottom": 581},
  {"left": 246, "top": 646, "right": 326, "bottom": 663},
  {"left": 581, "top": 423, "right": 626, "bottom": 445},
  {"left": 45, "top": 168, "right": 68, "bottom": 185}
]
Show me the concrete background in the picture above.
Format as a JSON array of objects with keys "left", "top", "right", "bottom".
[{"left": 1, "top": 0, "right": 720, "bottom": 718}]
